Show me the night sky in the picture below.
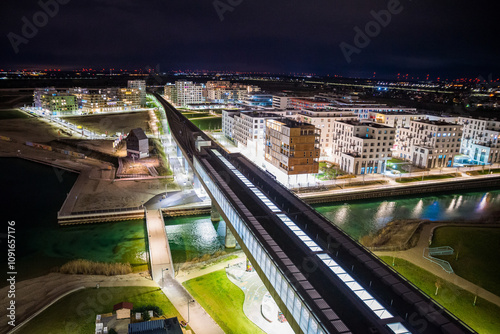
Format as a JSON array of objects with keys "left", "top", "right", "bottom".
[{"left": 1, "top": 0, "right": 498, "bottom": 79}]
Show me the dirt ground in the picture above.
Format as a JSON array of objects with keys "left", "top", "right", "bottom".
[
  {"left": 0, "top": 272, "right": 156, "bottom": 334},
  {"left": 61, "top": 111, "right": 151, "bottom": 136}
]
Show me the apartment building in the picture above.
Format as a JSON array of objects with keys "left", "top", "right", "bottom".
[
  {"left": 127, "top": 80, "right": 146, "bottom": 106},
  {"left": 331, "top": 121, "right": 395, "bottom": 174},
  {"left": 458, "top": 117, "right": 500, "bottom": 164},
  {"left": 296, "top": 108, "right": 358, "bottom": 156},
  {"left": 328, "top": 101, "right": 416, "bottom": 120},
  {"left": 394, "top": 120, "right": 463, "bottom": 168},
  {"left": 164, "top": 81, "right": 204, "bottom": 107},
  {"left": 265, "top": 118, "right": 320, "bottom": 175},
  {"left": 289, "top": 98, "right": 331, "bottom": 110},
  {"left": 369, "top": 111, "right": 427, "bottom": 129},
  {"left": 33, "top": 89, "right": 78, "bottom": 115}
]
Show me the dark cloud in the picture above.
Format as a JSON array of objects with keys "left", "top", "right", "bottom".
[{"left": 1, "top": 0, "right": 498, "bottom": 78}]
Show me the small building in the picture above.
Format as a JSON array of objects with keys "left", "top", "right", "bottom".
[
  {"left": 128, "top": 317, "right": 183, "bottom": 334},
  {"left": 126, "top": 128, "right": 149, "bottom": 159},
  {"left": 114, "top": 302, "right": 134, "bottom": 320}
]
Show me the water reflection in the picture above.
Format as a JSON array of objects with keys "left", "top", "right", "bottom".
[{"left": 314, "top": 190, "right": 500, "bottom": 240}]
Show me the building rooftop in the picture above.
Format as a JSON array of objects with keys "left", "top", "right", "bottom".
[
  {"left": 129, "top": 128, "right": 148, "bottom": 140},
  {"left": 268, "top": 117, "right": 315, "bottom": 128},
  {"left": 371, "top": 111, "right": 424, "bottom": 116},
  {"left": 337, "top": 120, "right": 394, "bottom": 128},
  {"left": 241, "top": 112, "right": 280, "bottom": 118},
  {"left": 128, "top": 318, "right": 182, "bottom": 334},
  {"left": 412, "top": 119, "right": 461, "bottom": 126},
  {"left": 113, "top": 302, "right": 133, "bottom": 311}
]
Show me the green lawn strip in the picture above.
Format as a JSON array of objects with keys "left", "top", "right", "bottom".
[
  {"left": 183, "top": 269, "right": 265, "bottom": 334},
  {"left": 431, "top": 226, "right": 500, "bottom": 297},
  {"left": 467, "top": 168, "right": 500, "bottom": 175},
  {"left": 17, "top": 287, "right": 191, "bottom": 334},
  {"left": 379, "top": 256, "right": 500, "bottom": 334},
  {"left": 396, "top": 174, "right": 455, "bottom": 183},
  {"left": 190, "top": 117, "right": 222, "bottom": 130}
]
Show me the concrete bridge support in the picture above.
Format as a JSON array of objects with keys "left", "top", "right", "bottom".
[
  {"left": 210, "top": 203, "right": 220, "bottom": 222},
  {"left": 225, "top": 225, "right": 236, "bottom": 248}
]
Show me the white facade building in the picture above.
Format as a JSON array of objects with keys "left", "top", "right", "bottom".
[
  {"left": 331, "top": 121, "right": 395, "bottom": 174},
  {"left": 327, "top": 101, "right": 416, "bottom": 120},
  {"left": 296, "top": 108, "right": 358, "bottom": 157},
  {"left": 458, "top": 117, "right": 500, "bottom": 164},
  {"left": 394, "top": 120, "right": 463, "bottom": 168}
]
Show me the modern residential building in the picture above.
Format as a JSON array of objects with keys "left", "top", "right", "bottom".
[
  {"left": 368, "top": 111, "right": 427, "bottom": 129},
  {"left": 221, "top": 109, "right": 242, "bottom": 142},
  {"left": 164, "top": 81, "right": 204, "bottom": 107},
  {"left": 272, "top": 94, "right": 300, "bottom": 109},
  {"left": 458, "top": 117, "right": 500, "bottom": 164},
  {"left": 394, "top": 120, "right": 463, "bottom": 168},
  {"left": 289, "top": 98, "right": 331, "bottom": 110},
  {"left": 127, "top": 80, "right": 146, "bottom": 106},
  {"left": 233, "top": 112, "right": 280, "bottom": 160},
  {"left": 328, "top": 100, "right": 416, "bottom": 120},
  {"left": 33, "top": 88, "right": 78, "bottom": 115},
  {"left": 331, "top": 121, "right": 395, "bottom": 174},
  {"left": 116, "top": 88, "right": 141, "bottom": 109},
  {"left": 239, "top": 92, "right": 273, "bottom": 108},
  {"left": 296, "top": 108, "right": 358, "bottom": 157},
  {"left": 265, "top": 118, "right": 320, "bottom": 176}
]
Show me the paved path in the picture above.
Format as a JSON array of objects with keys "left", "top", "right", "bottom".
[
  {"left": 160, "top": 276, "right": 224, "bottom": 334},
  {"left": 226, "top": 262, "right": 294, "bottom": 334},
  {"left": 375, "top": 223, "right": 500, "bottom": 308},
  {"left": 145, "top": 208, "right": 174, "bottom": 281},
  {"left": 58, "top": 167, "right": 92, "bottom": 216}
]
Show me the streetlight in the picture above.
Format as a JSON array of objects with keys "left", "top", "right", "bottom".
[{"left": 187, "top": 299, "right": 195, "bottom": 323}]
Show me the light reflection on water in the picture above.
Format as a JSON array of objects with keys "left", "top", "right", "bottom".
[{"left": 314, "top": 190, "right": 500, "bottom": 240}]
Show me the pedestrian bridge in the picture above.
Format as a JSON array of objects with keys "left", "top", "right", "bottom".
[{"left": 151, "top": 93, "right": 474, "bottom": 334}]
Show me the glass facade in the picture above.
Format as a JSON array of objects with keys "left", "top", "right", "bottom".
[{"left": 194, "top": 156, "right": 326, "bottom": 334}]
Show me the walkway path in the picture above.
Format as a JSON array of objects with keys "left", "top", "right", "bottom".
[
  {"left": 374, "top": 223, "right": 500, "bottom": 308},
  {"left": 159, "top": 276, "right": 224, "bottom": 334},
  {"left": 145, "top": 208, "right": 174, "bottom": 281}
]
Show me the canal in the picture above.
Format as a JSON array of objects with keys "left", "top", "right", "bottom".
[{"left": 2, "top": 158, "right": 500, "bottom": 284}]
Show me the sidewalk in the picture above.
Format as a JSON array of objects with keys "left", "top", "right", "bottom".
[{"left": 160, "top": 275, "right": 224, "bottom": 334}]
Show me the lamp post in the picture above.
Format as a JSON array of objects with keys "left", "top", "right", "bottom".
[{"left": 187, "top": 299, "right": 195, "bottom": 323}]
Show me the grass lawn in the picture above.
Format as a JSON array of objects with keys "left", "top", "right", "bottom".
[
  {"left": 17, "top": 287, "right": 191, "bottom": 334},
  {"left": 190, "top": 117, "right": 222, "bottom": 131},
  {"left": 380, "top": 257, "right": 500, "bottom": 334},
  {"left": 396, "top": 173, "right": 455, "bottom": 183},
  {"left": 181, "top": 112, "right": 213, "bottom": 119},
  {"left": 431, "top": 226, "right": 500, "bottom": 297},
  {"left": 387, "top": 158, "right": 405, "bottom": 164},
  {"left": 183, "top": 269, "right": 264, "bottom": 334},
  {"left": 466, "top": 168, "right": 500, "bottom": 176}
]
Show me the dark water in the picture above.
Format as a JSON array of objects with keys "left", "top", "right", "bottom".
[
  {"left": 2, "top": 157, "right": 499, "bottom": 283},
  {"left": 0, "top": 158, "right": 147, "bottom": 283}
]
